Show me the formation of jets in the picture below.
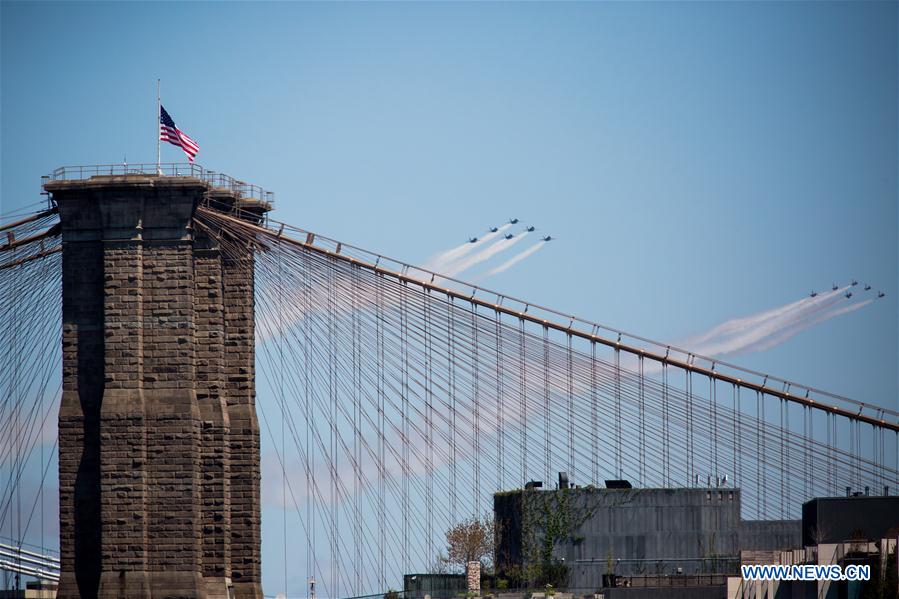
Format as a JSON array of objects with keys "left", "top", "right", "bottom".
[
  {"left": 464, "top": 224, "right": 886, "bottom": 301},
  {"left": 467, "top": 220, "right": 554, "bottom": 244},
  {"left": 463, "top": 230, "right": 887, "bottom": 300},
  {"left": 809, "top": 282, "right": 886, "bottom": 300}
]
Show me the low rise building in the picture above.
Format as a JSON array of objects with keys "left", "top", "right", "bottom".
[
  {"left": 0, "top": 581, "right": 57, "bottom": 599},
  {"left": 728, "top": 494, "right": 899, "bottom": 599},
  {"left": 494, "top": 481, "right": 800, "bottom": 592}
]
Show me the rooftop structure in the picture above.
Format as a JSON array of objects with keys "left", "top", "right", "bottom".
[{"left": 495, "top": 484, "right": 800, "bottom": 590}]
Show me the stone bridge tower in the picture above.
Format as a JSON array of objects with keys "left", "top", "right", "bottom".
[{"left": 45, "top": 173, "right": 269, "bottom": 599}]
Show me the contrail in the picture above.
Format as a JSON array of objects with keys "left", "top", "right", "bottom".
[
  {"left": 683, "top": 286, "right": 848, "bottom": 349},
  {"left": 423, "top": 241, "right": 472, "bottom": 270},
  {"left": 635, "top": 287, "right": 872, "bottom": 375},
  {"left": 443, "top": 232, "right": 527, "bottom": 277},
  {"left": 423, "top": 223, "right": 511, "bottom": 272},
  {"left": 684, "top": 295, "right": 814, "bottom": 348},
  {"left": 680, "top": 286, "right": 851, "bottom": 356},
  {"left": 741, "top": 298, "right": 874, "bottom": 354},
  {"left": 258, "top": 226, "right": 522, "bottom": 343},
  {"left": 482, "top": 241, "right": 545, "bottom": 277},
  {"left": 689, "top": 295, "right": 842, "bottom": 356}
]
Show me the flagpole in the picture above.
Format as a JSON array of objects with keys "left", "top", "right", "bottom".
[{"left": 156, "top": 79, "right": 161, "bottom": 175}]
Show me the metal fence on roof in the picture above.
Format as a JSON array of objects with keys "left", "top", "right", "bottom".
[{"left": 44, "top": 163, "right": 274, "bottom": 204}]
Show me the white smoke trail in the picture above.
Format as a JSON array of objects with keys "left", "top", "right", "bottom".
[
  {"left": 634, "top": 288, "right": 872, "bottom": 375},
  {"left": 740, "top": 298, "right": 874, "bottom": 354},
  {"left": 258, "top": 226, "right": 526, "bottom": 343},
  {"left": 482, "top": 241, "right": 546, "bottom": 278},
  {"left": 684, "top": 295, "right": 815, "bottom": 348},
  {"left": 423, "top": 241, "right": 472, "bottom": 270},
  {"left": 679, "top": 286, "right": 851, "bottom": 357},
  {"left": 682, "top": 286, "right": 849, "bottom": 349},
  {"left": 442, "top": 232, "right": 528, "bottom": 277},
  {"left": 423, "top": 223, "right": 511, "bottom": 272}
]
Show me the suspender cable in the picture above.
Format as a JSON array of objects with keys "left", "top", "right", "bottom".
[
  {"left": 569, "top": 334, "right": 575, "bottom": 481},
  {"left": 543, "top": 326, "right": 550, "bottom": 483},
  {"left": 496, "top": 310, "right": 504, "bottom": 490},
  {"left": 711, "top": 376, "right": 717, "bottom": 482},
  {"left": 520, "top": 318, "right": 528, "bottom": 485},
  {"left": 593, "top": 342, "right": 600, "bottom": 485}
]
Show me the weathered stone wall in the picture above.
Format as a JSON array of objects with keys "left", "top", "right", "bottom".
[
  {"left": 99, "top": 233, "right": 150, "bottom": 598},
  {"left": 58, "top": 233, "right": 104, "bottom": 598},
  {"left": 50, "top": 175, "right": 263, "bottom": 599},
  {"left": 223, "top": 251, "right": 262, "bottom": 598},
  {"left": 195, "top": 237, "right": 233, "bottom": 598}
]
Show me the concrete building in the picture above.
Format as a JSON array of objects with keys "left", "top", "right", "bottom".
[
  {"left": 802, "top": 494, "right": 899, "bottom": 546},
  {"left": 728, "top": 494, "right": 899, "bottom": 599},
  {"left": 494, "top": 484, "right": 800, "bottom": 591},
  {"left": 46, "top": 174, "right": 270, "bottom": 599},
  {"left": 0, "top": 581, "right": 57, "bottom": 598},
  {"left": 728, "top": 538, "right": 898, "bottom": 599}
]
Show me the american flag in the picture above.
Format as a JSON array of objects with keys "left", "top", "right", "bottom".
[{"left": 159, "top": 105, "right": 200, "bottom": 162}]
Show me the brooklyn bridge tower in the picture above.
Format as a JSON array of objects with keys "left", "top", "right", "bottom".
[{"left": 46, "top": 170, "right": 270, "bottom": 599}]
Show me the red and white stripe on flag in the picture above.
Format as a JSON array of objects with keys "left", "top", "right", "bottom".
[
  {"left": 159, "top": 105, "right": 200, "bottom": 162},
  {"left": 160, "top": 125, "right": 199, "bottom": 162}
]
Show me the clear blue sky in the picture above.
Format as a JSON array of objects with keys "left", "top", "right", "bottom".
[{"left": 2, "top": 1, "right": 896, "bottom": 595}]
